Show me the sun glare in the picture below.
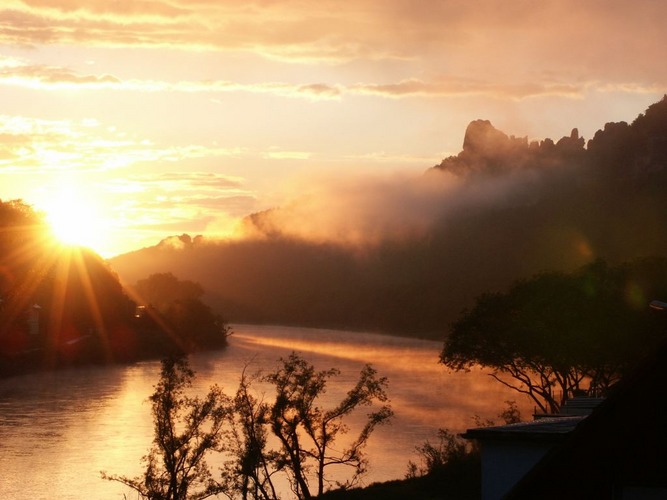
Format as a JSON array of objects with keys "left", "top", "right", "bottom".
[{"left": 42, "top": 187, "right": 110, "bottom": 254}]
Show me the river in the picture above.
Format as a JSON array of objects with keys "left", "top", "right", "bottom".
[{"left": 0, "top": 324, "right": 529, "bottom": 499}]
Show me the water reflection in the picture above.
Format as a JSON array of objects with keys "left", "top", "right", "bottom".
[
  {"left": 0, "top": 364, "right": 154, "bottom": 499},
  {"left": 0, "top": 324, "right": 530, "bottom": 499}
]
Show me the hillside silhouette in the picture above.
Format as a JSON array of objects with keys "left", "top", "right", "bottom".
[
  {"left": 110, "top": 97, "right": 667, "bottom": 337},
  {"left": 0, "top": 201, "right": 227, "bottom": 376}
]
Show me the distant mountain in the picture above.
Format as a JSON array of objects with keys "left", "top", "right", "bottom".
[{"left": 109, "top": 96, "right": 667, "bottom": 337}]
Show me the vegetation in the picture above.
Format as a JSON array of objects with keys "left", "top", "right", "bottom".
[
  {"left": 405, "top": 429, "right": 473, "bottom": 480},
  {"left": 102, "top": 357, "right": 229, "bottom": 500},
  {"left": 133, "top": 272, "right": 230, "bottom": 351},
  {"left": 0, "top": 199, "right": 228, "bottom": 377},
  {"left": 0, "top": 199, "right": 140, "bottom": 372},
  {"left": 104, "top": 353, "right": 392, "bottom": 500},
  {"left": 269, "top": 354, "right": 392, "bottom": 497},
  {"left": 221, "top": 353, "right": 393, "bottom": 499},
  {"left": 440, "top": 258, "right": 667, "bottom": 413},
  {"left": 322, "top": 402, "right": 521, "bottom": 500},
  {"left": 135, "top": 272, "right": 206, "bottom": 311}
]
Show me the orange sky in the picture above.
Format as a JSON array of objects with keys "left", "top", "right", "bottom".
[{"left": 0, "top": 0, "right": 665, "bottom": 256}]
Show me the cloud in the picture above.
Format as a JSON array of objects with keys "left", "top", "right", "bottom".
[
  {"left": 348, "top": 78, "right": 588, "bottom": 100},
  {"left": 240, "top": 170, "right": 469, "bottom": 245},
  {"left": 0, "top": 57, "right": 627, "bottom": 107},
  {"left": 105, "top": 171, "right": 252, "bottom": 200},
  {"left": 191, "top": 195, "right": 258, "bottom": 216},
  {"left": 262, "top": 150, "right": 311, "bottom": 160},
  {"left": 152, "top": 171, "right": 244, "bottom": 189},
  {"left": 128, "top": 215, "right": 216, "bottom": 233},
  {"left": 103, "top": 171, "right": 258, "bottom": 226},
  {"left": 343, "top": 151, "right": 452, "bottom": 166},
  {"left": 296, "top": 83, "right": 342, "bottom": 98},
  {"left": 0, "top": 56, "right": 661, "bottom": 106},
  {"left": 1, "top": 0, "right": 665, "bottom": 83},
  {"left": 0, "top": 59, "right": 121, "bottom": 89},
  {"left": 0, "top": 57, "right": 343, "bottom": 99},
  {"left": 0, "top": 114, "right": 243, "bottom": 172}
]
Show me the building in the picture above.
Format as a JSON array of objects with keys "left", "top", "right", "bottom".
[
  {"left": 464, "top": 344, "right": 667, "bottom": 499},
  {"left": 463, "top": 399, "right": 601, "bottom": 499}
]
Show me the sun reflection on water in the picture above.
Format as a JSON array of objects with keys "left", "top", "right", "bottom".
[{"left": 0, "top": 324, "right": 532, "bottom": 499}]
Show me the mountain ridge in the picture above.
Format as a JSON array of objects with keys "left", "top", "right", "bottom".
[{"left": 109, "top": 96, "right": 667, "bottom": 336}]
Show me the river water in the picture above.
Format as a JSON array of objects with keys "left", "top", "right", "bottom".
[{"left": 0, "top": 324, "right": 528, "bottom": 499}]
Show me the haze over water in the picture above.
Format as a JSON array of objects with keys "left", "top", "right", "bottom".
[{"left": 0, "top": 325, "right": 529, "bottom": 499}]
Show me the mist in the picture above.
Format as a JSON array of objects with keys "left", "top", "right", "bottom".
[
  {"left": 110, "top": 97, "right": 667, "bottom": 337},
  {"left": 239, "top": 162, "right": 557, "bottom": 250}
]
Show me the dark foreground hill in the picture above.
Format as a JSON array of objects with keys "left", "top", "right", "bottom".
[
  {"left": 0, "top": 201, "right": 228, "bottom": 377},
  {"left": 110, "top": 97, "right": 667, "bottom": 337}
]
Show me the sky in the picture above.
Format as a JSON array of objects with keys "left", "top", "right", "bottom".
[{"left": 0, "top": 0, "right": 665, "bottom": 257}]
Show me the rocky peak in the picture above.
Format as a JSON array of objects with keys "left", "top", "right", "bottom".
[{"left": 462, "top": 119, "right": 510, "bottom": 156}]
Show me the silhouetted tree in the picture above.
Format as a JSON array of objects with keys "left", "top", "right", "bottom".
[
  {"left": 219, "top": 368, "right": 280, "bottom": 500},
  {"left": 104, "top": 354, "right": 392, "bottom": 500},
  {"left": 0, "top": 199, "right": 49, "bottom": 308},
  {"left": 440, "top": 259, "right": 667, "bottom": 413},
  {"left": 102, "top": 356, "right": 230, "bottom": 500},
  {"left": 218, "top": 353, "right": 393, "bottom": 499},
  {"left": 403, "top": 400, "right": 521, "bottom": 500},
  {"left": 134, "top": 273, "right": 229, "bottom": 351},
  {"left": 135, "top": 272, "right": 204, "bottom": 313},
  {"left": 406, "top": 429, "right": 471, "bottom": 480},
  {"left": 266, "top": 354, "right": 393, "bottom": 498}
]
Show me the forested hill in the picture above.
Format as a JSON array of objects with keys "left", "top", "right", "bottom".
[
  {"left": 109, "top": 97, "right": 667, "bottom": 337},
  {"left": 0, "top": 201, "right": 228, "bottom": 376}
]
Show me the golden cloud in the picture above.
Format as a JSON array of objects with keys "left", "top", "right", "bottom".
[
  {"left": 4, "top": 56, "right": 660, "bottom": 103},
  {"left": 0, "top": 0, "right": 665, "bottom": 100},
  {"left": 100, "top": 171, "right": 258, "bottom": 239},
  {"left": 0, "top": 0, "right": 664, "bottom": 75},
  {"left": 0, "top": 114, "right": 243, "bottom": 172},
  {"left": 348, "top": 78, "right": 588, "bottom": 100}
]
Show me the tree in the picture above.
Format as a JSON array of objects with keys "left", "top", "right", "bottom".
[
  {"left": 440, "top": 259, "right": 667, "bottom": 413},
  {"left": 0, "top": 199, "right": 50, "bottom": 320},
  {"left": 219, "top": 368, "right": 281, "bottom": 500},
  {"left": 102, "top": 356, "right": 230, "bottom": 500},
  {"left": 219, "top": 353, "right": 393, "bottom": 499},
  {"left": 105, "top": 353, "right": 392, "bottom": 500},
  {"left": 0, "top": 198, "right": 47, "bottom": 261},
  {"left": 401, "top": 401, "right": 521, "bottom": 500},
  {"left": 135, "top": 273, "right": 204, "bottom": 313},
  {"left": 267, "top": 353, "right": 393, "bottom": 498},
  {"left": 134, "top": 273, "right": 230, "bottom": 351},
  {"left": 405, "top": 428, "right": 472, "bottom": 480}
]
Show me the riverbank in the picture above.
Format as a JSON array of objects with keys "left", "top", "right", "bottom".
[{"left": 0, "top": 323, "right": 229, "bottom": 379}]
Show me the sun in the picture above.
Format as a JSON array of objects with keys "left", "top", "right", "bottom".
[{"left": 42, "top": 186, "right": 110, "bottom": 254}]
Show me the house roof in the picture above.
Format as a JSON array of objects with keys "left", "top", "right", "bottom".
[
  {"left": 505, "top": 341, "right": 667, "bottom": 499},
  {"left": 463, "top": 416, "right": 585, "bottom": 444}
]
